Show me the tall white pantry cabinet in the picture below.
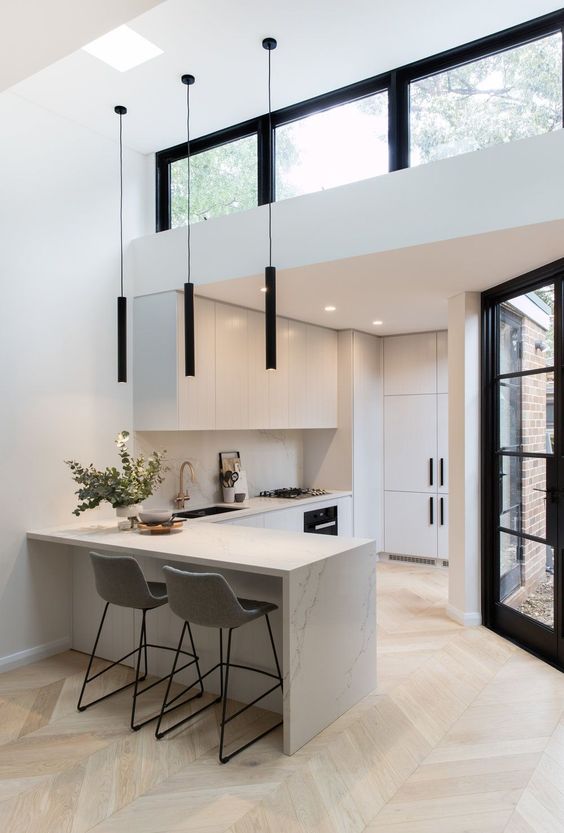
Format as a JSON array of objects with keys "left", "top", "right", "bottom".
[{"left": 383, "top": 331, "right": 448, "bottom": 561}]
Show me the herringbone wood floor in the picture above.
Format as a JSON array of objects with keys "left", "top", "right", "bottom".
[{"left": 1, "top": 563, "right": 564, "bottom": 832}]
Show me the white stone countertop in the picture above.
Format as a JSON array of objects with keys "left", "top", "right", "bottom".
[
  {"left": 27, "top": 507, "right": 372, "bottom": 578},
  {"left": 183, "top": 491, "right": 353, "bottom": 522}
]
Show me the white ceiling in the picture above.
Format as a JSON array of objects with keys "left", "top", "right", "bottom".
[
  {"left": 8, "top": 0, "right": 564, "bottom": 154},
  {"left": 196, "top": 221, "right": 564, "bottom": 335},
  {"left": 0, "top": 0, "right": 165, "bottom": 92}
]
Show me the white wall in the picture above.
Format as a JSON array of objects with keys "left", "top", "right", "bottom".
[
  {"left": 447, "top": 292, "right": 482, "bottom": 626},
  {"left": 135, "top": 430, "right": 305, "bottom": 507},
  {"left": 0, "top": 92, "right": 152, "bottom": 668},
  {"left": 131, "top": 129, "right": 564, "bottom": 296}
]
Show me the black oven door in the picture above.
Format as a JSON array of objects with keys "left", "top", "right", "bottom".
[{"left": 303, "top": 505, "right": 338, "bottom": 535}]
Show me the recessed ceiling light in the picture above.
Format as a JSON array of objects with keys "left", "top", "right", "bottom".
[
  {"left": 324, "top": 305, "right": 337, "bottom": 312},
  {"left": 83, "top": 25, "right": 163, "bottom": 72},
  {"left": 372, "top": 320, "right": 383, "bottom": 326},
  {"left": 260, "top": 286, "right": 267, "bottom": 293}
]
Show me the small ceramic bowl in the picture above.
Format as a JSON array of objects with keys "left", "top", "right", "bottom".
[
  {"left": 138, "top": 510, "right": 173, "bottom": 525},
  {"left": 234, "top": 493, "right": 246, "bottom": 503}
]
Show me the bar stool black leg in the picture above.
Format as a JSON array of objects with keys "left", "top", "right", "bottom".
[
  {"left": 131, "top": 610, "right": 148, "bottom": 731},
  {"left": 186, "top": 621, "right": 205, "bottom": 697},
  {"left": 219, "top": 628, "right": 224, "bottom": 697},
  {"left": 77, "top": 602, "right": 109, "bottom": 711},
  {"left": 155, "top": 621, "right": 217, "bottom": 740},
  {"left": 218, "top": 616, "right": 283, "bottom": 764},
  {"left": 218, "top": 629, "right": 233, "bottom": 763}
]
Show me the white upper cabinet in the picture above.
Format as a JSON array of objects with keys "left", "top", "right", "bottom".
[
  {"left": 178, "top": 296, "right": 216, "bottom": 430},
  {"left": 288, "top": 319, "right": 308, "bottom": 428},
  {"left": 289, "top": 320, "right": 338, "bottom": 428},
  {"left": 384, "top": 332, "right": 437, "bottom": 395},
  {"left": 215, "top": 302, "right": 249, "bottom": 430},
  {"left": 384, "top": 395, "right": 437, "bottom": 493},
  {"left": 247, "top": 309, "right": 270, "bottom": 429},
  {"left": 306, "top": 324, "right": 338, "bottom": 428},
  {"left": 269, "top": 318, "right": 289, "bottom": 428},
  {"left": 133, "top": 292, "right": 337, "bottom": 431},
  {"left": 437, "top": 330, "right": 448, "bottom": 393}
]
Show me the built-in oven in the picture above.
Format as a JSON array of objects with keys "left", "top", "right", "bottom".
[{"left": 303, "top": 505, "right": 338, "bottom": 536}]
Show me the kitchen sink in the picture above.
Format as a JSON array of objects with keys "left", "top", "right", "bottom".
[{"left": 173, "top": 506, "right": 243, "bottom": 519}]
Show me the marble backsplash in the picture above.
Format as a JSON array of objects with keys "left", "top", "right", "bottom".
[{"left": 135, "top": 430, "right": 304, "bottom": 510}]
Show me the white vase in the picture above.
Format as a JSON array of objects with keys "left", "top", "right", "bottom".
[{"left": 116, "top": 504, "right": 142, "bottom": 529}]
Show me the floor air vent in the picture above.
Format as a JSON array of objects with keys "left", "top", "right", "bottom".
[{"left": 388, "top": 553, "right": 436, "bottom": 566}]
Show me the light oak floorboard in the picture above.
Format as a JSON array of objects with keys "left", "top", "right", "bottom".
[{"left": 2, "top": 563, "right": 564, "bottom": 833}]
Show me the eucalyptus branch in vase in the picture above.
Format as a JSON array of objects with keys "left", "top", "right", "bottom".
[{"left": 65, "top": 431, "right": 168, "bottom": 518}]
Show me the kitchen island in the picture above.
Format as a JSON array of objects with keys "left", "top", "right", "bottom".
[{"left": 27, "top": 520, "right": 377, "bottom": 755}]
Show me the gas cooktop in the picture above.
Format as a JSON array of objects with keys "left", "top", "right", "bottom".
[{"left": 258, "top": 488, "right": 330, "bottom": 499}]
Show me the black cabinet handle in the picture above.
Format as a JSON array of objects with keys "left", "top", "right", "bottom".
[
  {"left": 429, "top": 458, "right": 434, "bottom": 487},
  {"left": 440, "top": 458, "right": 444, "bottom": 487},
  {"left": 430, "top": 496, "right": 434, "bottom": 525},
  {"left": 440, "top": 497, "right": 444, "bottom": 526}
]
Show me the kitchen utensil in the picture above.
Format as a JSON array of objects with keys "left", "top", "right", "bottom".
[{"left": 223, "top": 470, "right": 239, "bottom": 488}]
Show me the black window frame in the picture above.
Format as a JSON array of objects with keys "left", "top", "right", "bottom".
[{"left": 156, "top": 9, "right": 564, "bottom": 232}]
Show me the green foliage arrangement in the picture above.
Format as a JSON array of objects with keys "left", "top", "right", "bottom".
[{"left": 65, "top": 432, "right": 168, "bottom": 516}]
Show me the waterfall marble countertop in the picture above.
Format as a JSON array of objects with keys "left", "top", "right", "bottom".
[
  {"left": 27, "top": 503, "right": 376, "bottom": 755},
  {"left": 26, "top": 512, "right": 371, "bottom": 577}
]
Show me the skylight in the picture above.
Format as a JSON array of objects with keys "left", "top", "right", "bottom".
[{"left": 82, "top": 25, "right": 163, "bottom": 72}]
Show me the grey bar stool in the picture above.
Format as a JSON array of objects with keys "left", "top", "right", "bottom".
[
  {"left": 156, "top": 567, "right": 283, "bottom": 763},
  {"left": 77, "top": 552, "right": 203, "bottom": 731}
]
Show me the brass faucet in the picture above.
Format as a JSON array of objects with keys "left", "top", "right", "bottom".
[{"left": 175, "top": 460, "right": 196, "bottom": 509}]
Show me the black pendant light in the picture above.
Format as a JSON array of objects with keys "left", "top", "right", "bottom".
[
  {"left": 115, "top": 105, "right": 127, "bottom": 383},
  {"left": 263, "top": 37, "right": 277, "bottom": 370},
  {"left": 182, "top": 73, "right": 196, "bottom": 376}
]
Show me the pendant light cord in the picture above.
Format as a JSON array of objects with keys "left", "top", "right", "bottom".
[
  {"left": 119, "top": 111, "right": 124, "bottom": 297},
  {"left": 186, "top": 83, "right": 191, "bottom": 284},
  {"left": 268, "top": 46, "right": 272, "bottom": 268}
]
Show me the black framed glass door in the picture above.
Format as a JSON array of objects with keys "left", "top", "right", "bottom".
[{"left": 483, "top": 263, "right": 563, "bottom": 665}]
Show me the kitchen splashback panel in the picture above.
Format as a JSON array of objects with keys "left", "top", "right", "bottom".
[{"left": 135, "top": 430, "right": 304, "bottom": 509}]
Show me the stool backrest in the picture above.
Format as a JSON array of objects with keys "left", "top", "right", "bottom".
[
  {"left": 90, "top": 551, "right": 157, "bottom": 610},
  {"left": 163, "top": 566, "right": 249, "bottom": 629}
]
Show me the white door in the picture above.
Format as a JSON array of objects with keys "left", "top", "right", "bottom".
[
  {"left": 437, "top": 393, "right": 448, "bottom": 494},
  {"left": 384, "top": 394, "right": 437, "bottom": 492},
  {"left": 437, "top": 494, "right": 448, "bottom": 559},
  {"left": 384, "top": 333, "right": 437, "bottom": 395},
  {"left": 384, "top": 491, "right": 438, "bottom": 558}
]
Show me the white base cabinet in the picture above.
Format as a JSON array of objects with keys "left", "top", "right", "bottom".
[
  {"left": 218, "top": 497, "right": 353, "bottom": 538},
  {"left": 384, "top": 492, "right": 436, "bottom": 558}
]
